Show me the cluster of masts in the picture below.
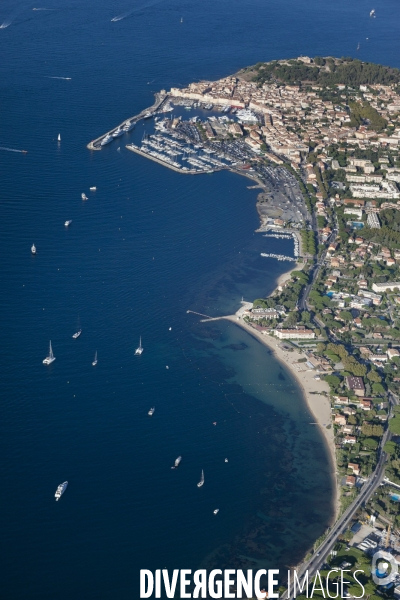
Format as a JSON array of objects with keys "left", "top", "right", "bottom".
[
  {"left": 260, "top": 253, "right": 296, "bottom": 262},
  {"left": 42, "top": 339, "right": 98, "bottom": 366}
]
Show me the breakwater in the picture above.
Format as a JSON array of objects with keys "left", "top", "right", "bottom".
[{"left": 86, "top": 92, "right": 167, "bottom": 151}]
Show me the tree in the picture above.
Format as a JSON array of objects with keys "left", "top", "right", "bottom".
[
  {"left": 372, "top": 383, "right": 385, "bottom": 395},
  {"left": 367, "top": 370, "right": 382, "bottom": 383},
  {"left": 363, "top": 438, "right": 379, "bottom": 450},
  {"left": 362, "top": 423, "right": 384, "bottom": 437},
  {"left": 301, "top": 311, "right": 311, "bottom": 323},
  {"left": 389, "top": 416, "right": 400, "bottom": 435},
  {"left": 285, "top": 312, "right": 298, "bottom": 327},
  {"left": 384, "top": 441, "right": 398, "bottom": 454},
  {"left": 339, "top": 310, "right": 353, "bottom": 322}
]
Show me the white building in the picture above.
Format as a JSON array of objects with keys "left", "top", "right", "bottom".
[
  {"left": 372, "top": 282, "right": 400, "bottom": 293},
  {"left": 367, "top": 212, "right": 381, "bottom": 229},
  {"left": 274, "top": 329, "right": 315, "bottom": 340}
]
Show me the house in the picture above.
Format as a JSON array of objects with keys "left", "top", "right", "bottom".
[
  {"left": 334, "top": 396, "right": 349, "bottom": 405},
  {"left": 387, "top": 348, "right": 400, "bottom": 360},
  {"left": 334, "top": 414, "right": 347, "bottom": 426},
  {"left": 345, "top": 475, "right": 356, "bottom": 487},
  {"left": 342, "top": 425, "right": 354, "bottom": 434},
  {"left": 348, "top": 463, "right": 360, "bottom": 476},
  {"left": 360, "top": 399, "right": 372, "bottom": 411},
  {"left": 343, "top": 436, "right": 357, "bottom": 444},
  {"left": 343, "top": 407, "right": 356, "bottom": 416},
  {"left": 346, "top": 376, "right": 365, "bottom": 397}
]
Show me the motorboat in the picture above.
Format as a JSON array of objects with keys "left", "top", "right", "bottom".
[
  {"left": 92, "top": 351, "right": 98, "bottom": 366},
  {"left": 112, "top": 127, "right": 124, "bottom": 138},
  {"left": 55, "top": 481, "right": 68, "bottom": 501},
  {"left": 171, "top": 456, "right": 182, "bottom": 469},
  {"left": 90, "top": 186, "right": 97, "bottom": 191},
  {"left": 197, "top": 470, "right": 204, "bottom": 488},
  {"left": 81, "top": 193, "right": 88, "bottom": 201},
  {"left": 100, "top": 134, "right": 113, "bottom": 146},
  {"left": 213, "top": 509, "right": 219, "bottom": 515},
  {"left": 31, "top": 244, "right": 37, "bottom": 254},
  {"left": 72, "top": 329, "right": 82, "bottom": 339},
  {"left": 64, "top": 220, "right": 72, "bottom": 227},
  {"left": 148, "top": 407, "right": 155, "bottom": 416}
]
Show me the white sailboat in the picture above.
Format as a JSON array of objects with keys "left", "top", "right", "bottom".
[
  {"left": 197, "top": 470, "right": 204, "bottom": 488},
  {"left": 135, "top": 336, "right": 143, "bottom": 355},
  {"left": 92, "top": 351, "right": 98, "bottom": 366},
  {"left": 57, "top": 133, "right": 61, "bottom": 142},
  {"left": 43, "top": 340, "right": 56, "bottom": 365}
]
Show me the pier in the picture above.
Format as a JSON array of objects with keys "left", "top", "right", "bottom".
[
  {"left": 86, "top": 92, "right": 167, "bottom": 151},
  {"left": 126, "top": 145, "right": 216, "bottom": 175}
]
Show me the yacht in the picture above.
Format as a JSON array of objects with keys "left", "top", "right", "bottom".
[
  {"left": 55, "top": 481, "right": 68, "bottom": 501},
  {"left": 171, "top": 456, "right": 182, "bottom": 469},
  {"left": 31, "top": 244, "right": 37, "bottom": 254},
  {"left": 64, "top": 220, "right": 72, "bottom": 227},
  {"left": 148, "top": 407, "right": 155, "bottom": 416},
  {"left": 90, "top": 186, "right": 97, "bottom": 191},
  {"left": 225, "top": 458, "right": 228, "bottom": 463},
  {"left": 143, "top": 112, "right": 152, "bottom": 119},
  {"left": 370, "top": 8, "right": 375, "bottom": 16},
  {"left": 43, "top": 341, "right": 56, "bottom": 365},
  {"left": 213, "top": 509, "right": 219, "bottom": 515},
  {"left": 72, "top": 329, "right": 82, "bottom": 339},
  {"left": 123, "top": 120, "right": 135, "bottom": 132},
  {"left": 197, "top": 470, "right": 204, "bottom": 488},
  {"left": 135, "top": 336, "right": 143, "bottom": 355},
  {"left": 92, "top": 351, "right": 98, "bottom": 366},
  {"left": 101, "top": 134, "right": 113, "bottom": 146},
  {"left": 112, "top": 127, "right": 124, "bottom": 138},
  {"left": 81, "top": 193, "right": 88, "bottom": 201}
]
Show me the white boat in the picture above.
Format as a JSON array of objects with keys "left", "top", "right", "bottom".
[
  {"left": 112, "top": 127, "right": 124, "bottom": 138},
  {"left": 55, "top": 481, "right": 68, "bottom": 501},
  {"left": 81, "top": 193, "right": 88, "bottom": 201},
  {"left": 171, "top": 456, "right": 182, "bottom": 469},
  {"left": 90, "top": 186, "right": 97, "bottom": 191},
  {"left": 224, "top": 458, "right": 228, "bottom": 463},
  {"left": 43, "top": 340, "right": 56, "bottom": 365},
  {"left": 148, "top": 407, "right": 155, "bottom": 416},
  {"left": 143, "top": 112, "right": 152, "bottom": 119},
  {"left": 92, "top": 351, "right": 98, "bottom": 366},
  {"left": 213, "top": 509, "right": 219, "bottom": 515},
  {"left": 370, "top": 8, "right": 375, "bottom": 16},
  {"left": 57, "top": 133, "right": 61, "bottom": 142},
  {"left": 64, "top": 220, "right": 72, "bottom": 227},
  {"left": 123, "top": 120, "right": 135, "bottom": 132},
  {"left": 100, "top": 134, "right": 113, "bottom": 146},
  {"left": 135, "top": 336, "right": 143, "bottom": 355},
  {"left": 72, "top": 329, "right": 82, "bottom": 339},
  {"left": 31, "top": 244, "right": 36, "bottom": 254},
  {"left": 197, "top": 470, "right": 204, "bottom": 488}
]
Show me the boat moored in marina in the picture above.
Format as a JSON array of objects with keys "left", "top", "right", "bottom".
[
  {"left": 43, "top": 341, "right": 55, "bottom": 365},
  {"left": 112, "top": 127, "right": 124, "bottom": 138},
  {"left": 55, "top": 481, "right": 68, "bottom": 501},
  {"left": 148, "top": 407, "right": 155, "bottom": 416},
  {"left": 197, "top": 470, "right": 204, "bottom": 487},
  {"left": 171, "top": 456, "right": 182, "bottom": 469},
  {"left": 123, "top": 120, "right": 135, "bottom": 132},
  {"left": 64, "top": 220, "right": 72, "bottom": 227},
  {"left": 135, "top": 336, "right": 143, "bottom": 355},
  {"left": 31, "top": 243, "right": 36, "bottom": 254},
  {"left": 100, "top": 134, "right": 113, "bottom": 146}
]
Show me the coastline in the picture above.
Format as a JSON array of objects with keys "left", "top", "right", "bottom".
[{"left": 223, "top": 301, "right": 339, "bottom": 523}]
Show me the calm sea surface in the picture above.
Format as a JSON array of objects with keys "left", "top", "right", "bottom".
[{"left": 1, "top": 0, "right": 399, "bottom": 597}]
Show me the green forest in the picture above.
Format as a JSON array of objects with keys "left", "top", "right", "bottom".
[{"left": 251, "top": 57, "right": 400, "bottom": 87}]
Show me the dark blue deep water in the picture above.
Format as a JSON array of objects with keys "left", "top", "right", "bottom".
[{"left": 1, "top": 0, "right": 399, "bottom": 597}]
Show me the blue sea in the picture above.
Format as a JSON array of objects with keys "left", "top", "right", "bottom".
[{"left": 1, "top": 0, "right": 399, "bottom": 597}]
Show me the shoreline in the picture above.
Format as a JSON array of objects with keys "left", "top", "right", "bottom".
[{"left": 223, "top": 301, "right": 339, "bottom": 524}]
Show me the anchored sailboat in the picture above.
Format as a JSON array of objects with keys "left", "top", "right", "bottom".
[
  {"left": 197, "top": 469, "right": 204, "bottom": 488},
  {"left": 57, "top": 133, "right": 61, "bottom": 142},
  {"left": 92, "top": 351, "right": 98, "bottom": 366},
  {"left": 135, "top": 336, "right": 143, "bottom": 355},
  {"left": 43, "top": 340, "right": 56, "bottom": 365}
]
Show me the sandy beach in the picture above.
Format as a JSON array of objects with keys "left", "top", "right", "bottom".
[{"left": 223, "top": 301, "right": 339, "bottom": 519}]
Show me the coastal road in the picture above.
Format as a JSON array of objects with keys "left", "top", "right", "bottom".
[{"left": 281, "top": 399, "right": 396, "bottom": 599}]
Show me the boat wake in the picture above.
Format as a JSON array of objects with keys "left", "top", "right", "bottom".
[
  {"left": 0, "top": 146, "right": 27, "bottom": 153},
  {"left": 32, "top": 7, "right": 55, "bottom": 10},
  {"left": 0, "top": 6, "right": 25, "bottom": 28},
  {"left": 111, "top": 0, "right": 165, "bottom": 21},
  {"left": 44, "top": 76, "right": 72, "bottom": 80}
]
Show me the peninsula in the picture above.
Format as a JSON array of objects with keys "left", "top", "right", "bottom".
[{"left": 89, "top": 56, "right": 400, "bottom": 591}]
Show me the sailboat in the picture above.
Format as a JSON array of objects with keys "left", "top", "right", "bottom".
[
  {"left": 135, "top": 336, "right": 143, "bottom": 355},
  {"left": 43, "top": 341, "right": 56, "bottom": 365},
  {"left": 370, "top": 8, "right": 375, "bottom": 16},
  {"left": 57, "top": 134, "right": 61, "bottom": 142},
  {"left": 92, "top": 351, "right": 98, "bottom": 366},
  {"left": 197, "top": 470, "right": 204, "bottom": 488}
]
